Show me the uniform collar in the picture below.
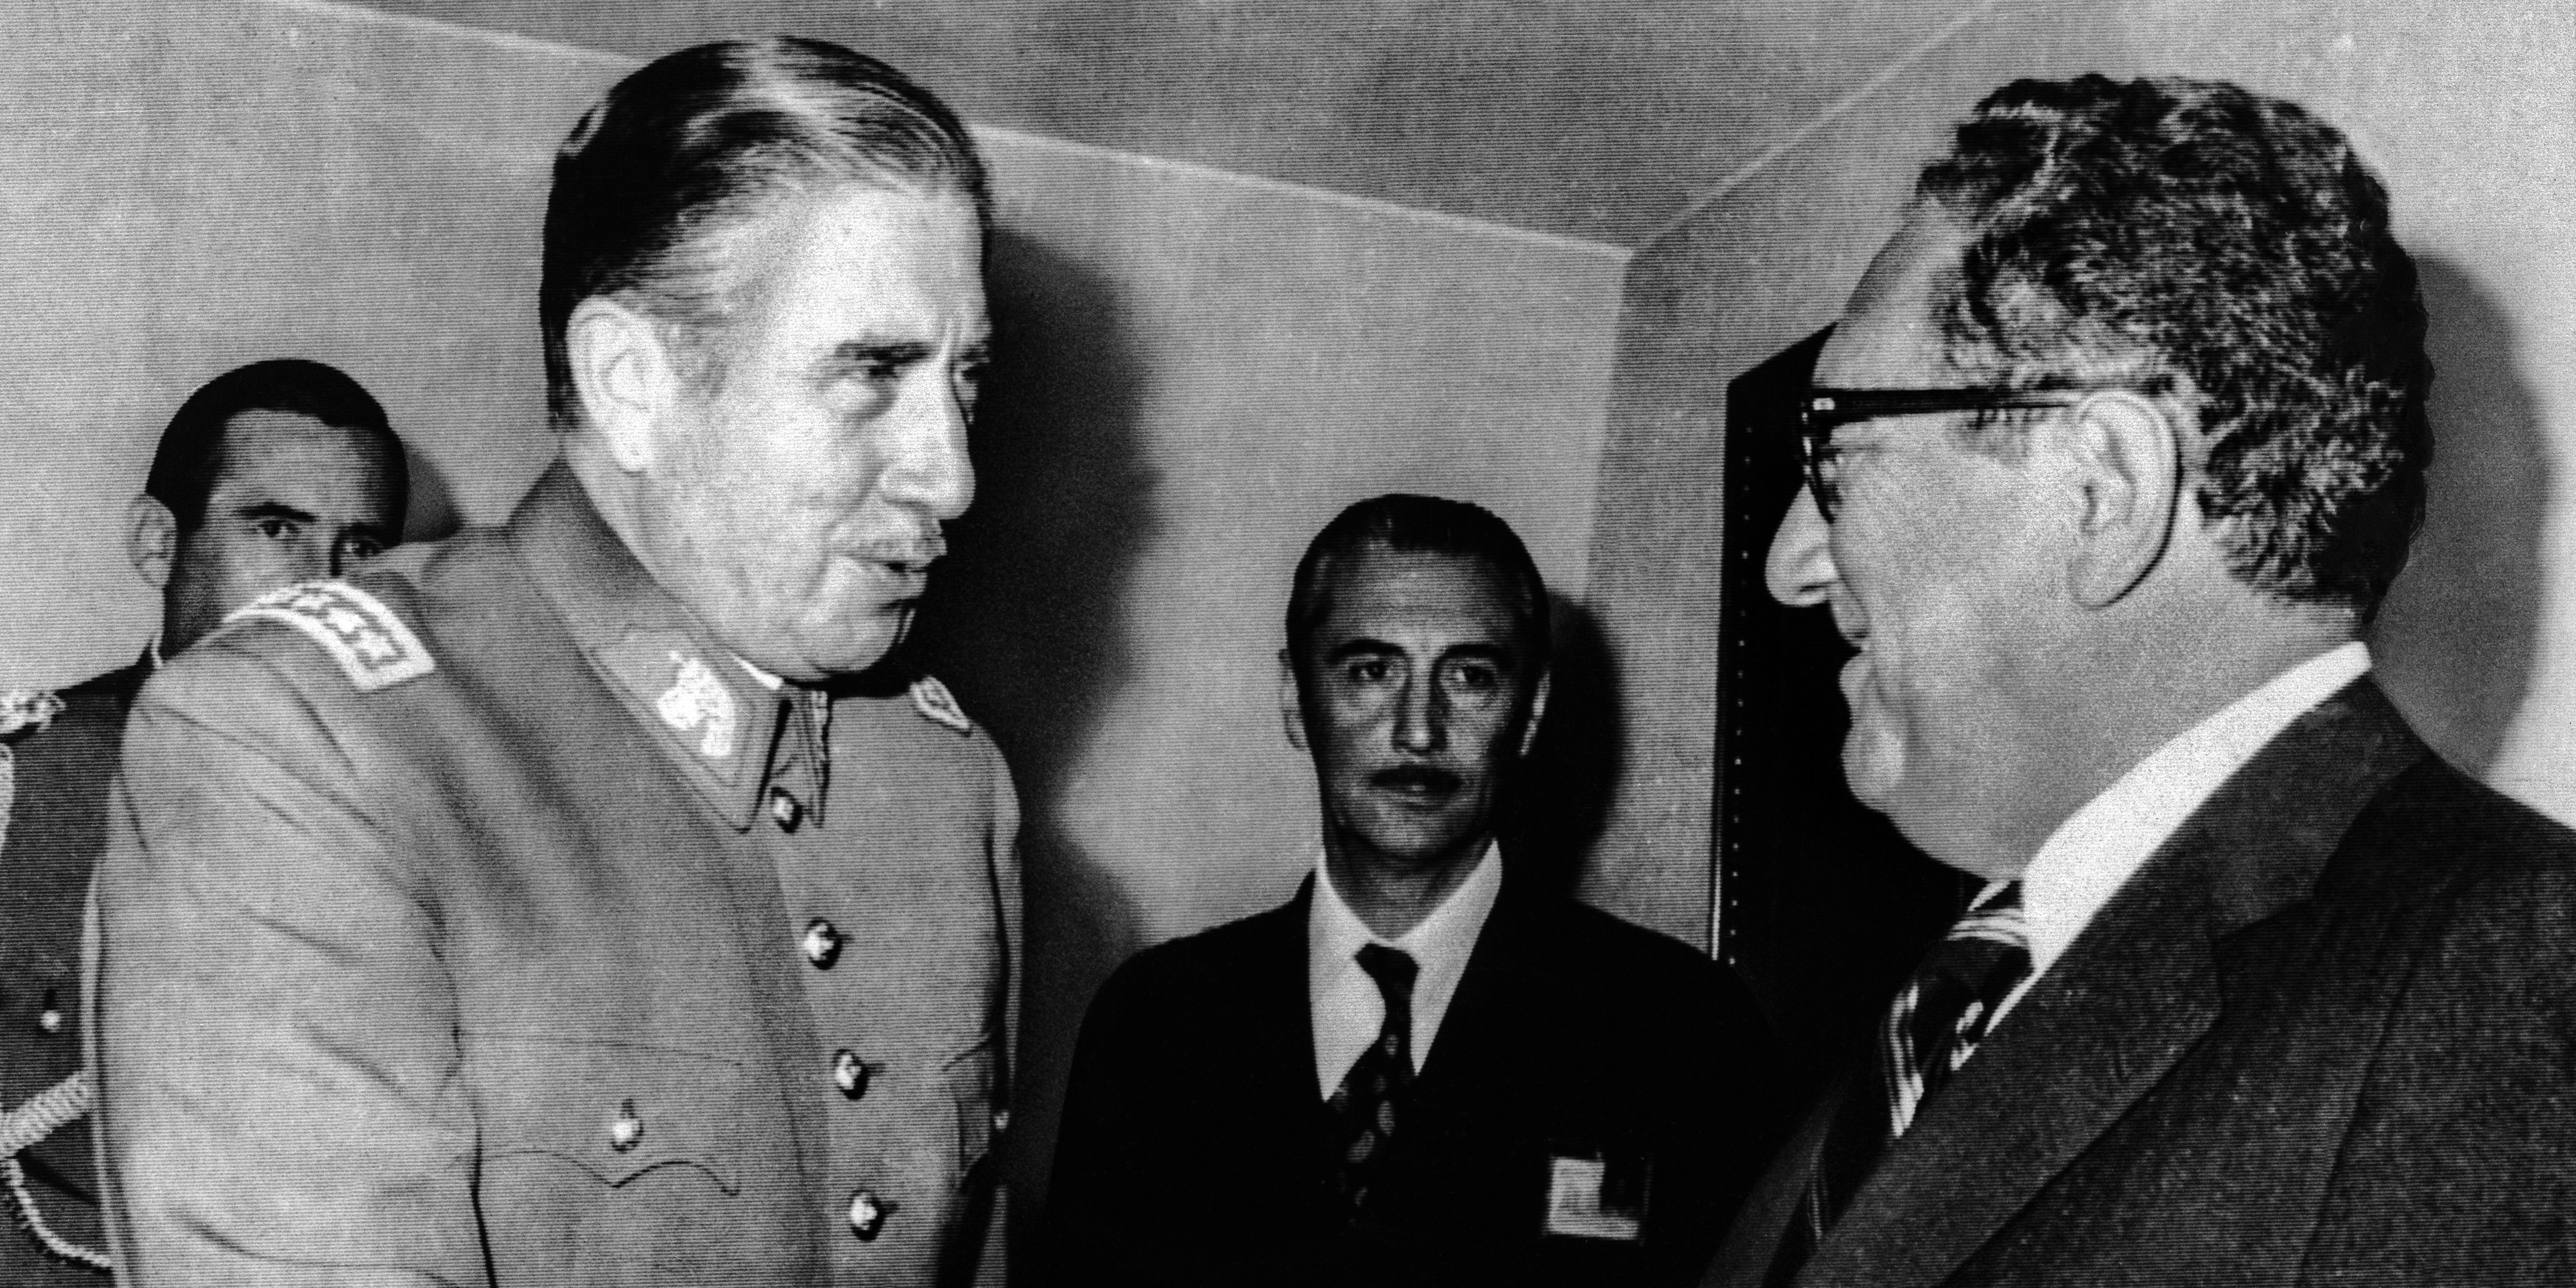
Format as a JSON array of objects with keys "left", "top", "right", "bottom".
[{"left": 507, "top": 458, "right": 798, "bottom": 831}]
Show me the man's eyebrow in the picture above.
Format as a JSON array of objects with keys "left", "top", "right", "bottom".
[
  {"left": 1324, "top": 637, "right": 1402, "bottom": 663},
  {"left": 819, "top": 334, "right": 994, "bottom": 371},
  {"left": 1437, "top": 642, "right": 1516, "bottom": 665},
  {"left": 237, "top": 501, "right": 317, "bottom": 525},
  {"left": 821, "top": 340, "right": 935, "bottom": 371}
]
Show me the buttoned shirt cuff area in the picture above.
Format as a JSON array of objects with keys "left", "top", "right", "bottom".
[
  {"left": 1307, "top": 841, "right": 1503, "bottom": 1097},
  {"left": 1985, "top": 641, "right": 2374, "bottom": 1032}
]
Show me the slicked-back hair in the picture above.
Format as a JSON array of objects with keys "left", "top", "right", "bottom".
[
  {"left": 1917, "top": 74, "right": 2431, "bottom": 616},
  {"left": 145, "top": 359, "right": 403, "bottom": 533},
  {"left": 540, "top": 36, "right": 990, "bottom": 430},
  {"left": 1286, "top": 494, "right": 1553, "bottom": 687}
]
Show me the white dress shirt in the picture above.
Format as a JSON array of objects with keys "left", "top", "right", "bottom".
[
  {"left": 1308, "top": 841, "right": 1504, "bottom": 1099},
  {"left": 1985, "top": 641, "right": 2373, "bottom": 1030}
]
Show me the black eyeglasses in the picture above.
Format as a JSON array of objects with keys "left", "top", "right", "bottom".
[{"left": 1795, "top": 386, "right": 2096, "bottom": 520}]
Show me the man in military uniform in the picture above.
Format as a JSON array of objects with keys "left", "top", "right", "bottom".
[
  {"left": 0, "top": 358, "right": 404, "bottom": 1285},
  {"left": 92, "top": 39, "right": 1019, "bottom": 1288}
]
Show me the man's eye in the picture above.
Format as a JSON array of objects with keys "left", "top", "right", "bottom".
[
  {"left": 344, "top": 537, "right": 386, "bottom": 562},
  {"left": 1449, "top": 663, "right": 1500, "bottom": 693},
  {"left": 255, "top": 517, "right": 298, "bottom": 540},
  {"left": 1346, "top": 659, "right": 1391, "bottom": 684}
]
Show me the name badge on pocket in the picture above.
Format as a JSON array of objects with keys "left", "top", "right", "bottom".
[{"left": 1543, "top": 1150, "right": 1649, "bottom": 1242}]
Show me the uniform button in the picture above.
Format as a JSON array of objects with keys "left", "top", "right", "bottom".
[
  {"left": 768, "top": 787, "right": 804, "bottom": 832},
  {"left": 37, "top": 991, "right": 64, "bottom": 1036},
  {"left": 802, "top": 919, "right": 843, "bottom": 969},
  {"left": 832, "top": 1049, "right": 869, "bottom": 1099},
  {"left": 609, "top": 1099, "right": 644, "bottom": 1153},
  {"left": 846, "top": 1189, "right": 886, "bottom": 1240},
  {"left": 992, "top": 1108, "right": 1011, "bottom": 1134}
]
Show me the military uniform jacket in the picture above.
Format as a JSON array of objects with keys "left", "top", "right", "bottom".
[
  {"left": 1045, "top": 868, "right": 1781, "bottom": 1288},
  {"left": 1705, "top": 680, "right": 2576, "bottom": 1288},
  {"left": 1, "top": 660, "right": 146, "bottom": 1283},
  {"left": 90, "top": 461, "right": 1021, "bottom": 1287}
]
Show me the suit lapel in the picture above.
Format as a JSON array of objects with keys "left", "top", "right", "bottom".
[
  {"left": 1257, "top": 877, "right": 1327, "bottom": 1107},
  {"left": 1412, "top": 869, "right": 1537, "bottom": 1096},
  {"left": 1797, "top": 679, "right": 2425, "bottom": 1288}
]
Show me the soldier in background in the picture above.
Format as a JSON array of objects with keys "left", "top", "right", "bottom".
[
  {"left": 0, "top": 358, "right": 405, "bottom": 1284},
  {"left": 91, "top": 38, "right": 1018, "bottom": 1287}
]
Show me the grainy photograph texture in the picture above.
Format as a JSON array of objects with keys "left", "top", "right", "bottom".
[{"left": 1, "top": 3, "right": 2571, "bottom": 1286}]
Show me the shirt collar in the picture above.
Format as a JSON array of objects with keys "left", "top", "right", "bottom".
[
  {"left": 1307, "top": 839, "right": 1505, "bottom": 1091},
  {"left": 2016, "top": 640, "right": 2372, "bottom": 976},
  {"left": 508, "top": 457, "right": 798, "bottom": 831}
]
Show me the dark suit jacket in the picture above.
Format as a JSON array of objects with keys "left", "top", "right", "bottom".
[
  {"left": 1708, "top": 679, "right": 2576, "bottom": 1288},
  {"left": 0, "top": 659, "right": 145, "bottom": 1284},
  {"left": 1046, "top": 868, "right": 1780, "bottom": 1288}
]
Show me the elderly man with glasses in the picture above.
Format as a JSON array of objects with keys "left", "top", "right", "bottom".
[{"left": 1704, "top": 74, "right": 2576, "bottom": 1288}]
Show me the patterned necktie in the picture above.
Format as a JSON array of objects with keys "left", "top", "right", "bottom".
[
  {"left": 1327, "top": 943, "right": 1419, "bottom": 1213},
  {"left": 1768, "top": 882, "right": 2031, "bottom": 1285}
]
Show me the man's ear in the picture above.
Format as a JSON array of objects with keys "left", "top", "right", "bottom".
[
  {"left": 565, "top": 296, "right": 682, "bottom": 473},
  {"left": 1516, "top": 668, "right": 1553, "bottom": 759},
  {"left": 126, "top": 496, "right": 177, "bottom": 591},
  {"left": 2060, "top": 391, "right": 2181, "bottom": 609},
  {"left": 1277, "top": 648, "right": 1309, "bottom": 753}
]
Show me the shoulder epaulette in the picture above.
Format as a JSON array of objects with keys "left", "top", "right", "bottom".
[
  {"left": 0, "top": 690, "right": 64, "bottom": 746},
  {"left": 0, "top": 689, "right": 57, "bottom": 860},
  {"left": 910, "top": 675, "right": 974, "bottom": 736},
  {"left": 228, "top": 580, "right": 435, "bottom": 693}
]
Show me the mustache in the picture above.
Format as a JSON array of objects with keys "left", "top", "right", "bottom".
[
  {"left": 846, "top": 529, "right": 948, "bottom": 568},
  {"left": 1370, "top": 765, "right": 1462, "bottom": 794}
]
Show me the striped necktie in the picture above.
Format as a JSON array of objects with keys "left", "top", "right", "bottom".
[{"left": 1768, "top": 882, "right": 2032, "bottom": 1284}]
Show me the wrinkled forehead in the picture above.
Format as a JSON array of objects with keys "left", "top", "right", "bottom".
[{"left": 1814, "top": 204, "right": 1974, "bottom": 390}]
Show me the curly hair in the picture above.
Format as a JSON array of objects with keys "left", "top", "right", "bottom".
[{"left": 1916, "top": 74, "right": 2431, "bottom": 615}]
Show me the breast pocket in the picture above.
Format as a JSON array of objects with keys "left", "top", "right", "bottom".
[
  {"left": 465, "top": 1035, "right": 755, "bottom": 1195},
  {"left": 945, "top": 1038, "right": 1001, "bottom": 1191}
]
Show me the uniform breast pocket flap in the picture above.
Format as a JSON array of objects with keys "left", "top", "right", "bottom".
[
  {"left": 945, "top": 1038, "right": 1001, "bottom": 1188},
  {"left": 466, "top": 1035, "right": 753, "bottom": 1194}
]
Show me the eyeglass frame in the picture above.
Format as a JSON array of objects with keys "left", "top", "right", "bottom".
[{"left": 1794, "top": 386, "right": 2100, "bottom": 521}]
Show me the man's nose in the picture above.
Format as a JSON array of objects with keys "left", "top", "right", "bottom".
[
  {"left": 1764, "top": 486, "right": 1838, "bottom": 608},
  {"left": 1392, "top": 675, "right": 1446, "bottom": 754},
  {"left": 883, "top": 373, "right": 976, "bottom": 522}
]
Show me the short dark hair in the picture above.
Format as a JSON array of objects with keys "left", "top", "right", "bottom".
[
  {"left": 145, "top": 359, "right": 402, "bottom": 532},
  {"left": 540, "top": 37, "right": 990, "bottom": 430},
  {"left": 1286, "top": 493, "right": 1552, "bottom": 679},
  {"left": 1917, "top": 74, "right": 2431, "bottom": 615}
]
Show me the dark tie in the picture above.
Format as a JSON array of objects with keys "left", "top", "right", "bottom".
[
  {"left": 1767, "top": 882, "right": 2031, "bottom": 1285},
  {"left": 1327, "top": 943, "right": 1419, "bottom": 1214}
]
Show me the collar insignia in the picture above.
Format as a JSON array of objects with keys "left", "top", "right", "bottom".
[
  {"left": 655, "top": 652, "right": 739, "bottom": 759},
  {"left": 910, "top": 676, "right": 973, "bottom": 736},
  {"left": 230, "top": 580, "right": 434, "bottom": 692}
]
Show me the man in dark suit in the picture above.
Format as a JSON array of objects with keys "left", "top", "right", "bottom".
[
  {"left": 0, "top": 358, "right": 404, "bottom": 1284},
  {"left": 1710, "top": 75, "right": 2576, "bottom": 1288},
  {"left": 92, "top": 40, "right": 1017, "bottom": 1287},
  {"left": 1048, "top": 493, "right": 1777, "bottom": 1287}
]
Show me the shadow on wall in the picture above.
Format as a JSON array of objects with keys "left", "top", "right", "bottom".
[
  {"left": 2373, "top": 257, "right": 2550, "bottom": 773},
  {"left": 399, "top": 445, "right": 463, "bottom": 544},
  {"left": 1503, "top": 594, "right": 1625, "bottom": 899},
  {"left": 900, "top": 227, "right": 1158, "bottom": 1237}
]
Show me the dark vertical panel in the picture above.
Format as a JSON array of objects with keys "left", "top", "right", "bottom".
[{"left": 1715, "top": 328, "right": 1973, "bottom": 1097}]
